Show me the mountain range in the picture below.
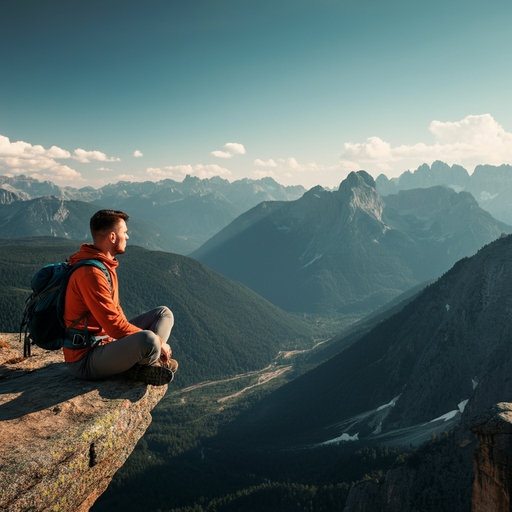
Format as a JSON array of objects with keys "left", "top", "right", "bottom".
[
  {"left": 0, "top": 196, "right": 192, "bottom": 254},
  {"left": 0, "top": 174, "right": 306, "bottom": 251},
  {"left": 376, "top": 160, "right": 512, "bottom": 225},
  {"left": 192, "top": 171, "right": 511, "bottom": 316}
]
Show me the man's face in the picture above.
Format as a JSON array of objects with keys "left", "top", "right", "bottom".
[{"left": 112, "top": 219, "right": 129, "bottom": 255}]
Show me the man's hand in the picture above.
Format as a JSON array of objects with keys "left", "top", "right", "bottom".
[{"left": 160, "top": 341, "right": 171, "bottom": 363}]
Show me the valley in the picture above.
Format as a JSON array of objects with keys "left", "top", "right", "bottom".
[{"left": 2, "top": 165, "right": 512, "bottom": 511}]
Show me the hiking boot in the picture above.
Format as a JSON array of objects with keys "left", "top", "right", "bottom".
[
  {"left": 160, "top": 358, "right": 178, "bottom": 374},
  {"left": 124, "top": 362, "right": 174, "bottom": 386}
]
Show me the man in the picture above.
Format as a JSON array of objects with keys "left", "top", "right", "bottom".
[{"left": 63, "top": 209, "right": 177, "bottom": 386}]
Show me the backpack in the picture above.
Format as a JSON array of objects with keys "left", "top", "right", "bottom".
[{"left": 20, "top": 259, "right": 111, "bottom": 357}]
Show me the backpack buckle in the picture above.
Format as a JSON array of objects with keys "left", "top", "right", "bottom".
[{"left": 72, "top": 333, "right": 86, "bottom": 346}]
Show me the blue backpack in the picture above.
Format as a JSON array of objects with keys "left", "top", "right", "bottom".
[{"left": 20, "top": 260, "right": 111, "bottom": 357}]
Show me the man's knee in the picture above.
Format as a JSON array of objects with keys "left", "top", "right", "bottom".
[
  {"left": 157, "top": 306, "right": 174, "bottom": 327},
  {"left": 139, "top": 330, "right": 161, "bottom": 356}
]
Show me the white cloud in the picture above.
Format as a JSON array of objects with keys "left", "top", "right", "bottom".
[
  {"left": 252, "top": 170, "right": 276, "bottom": 179},
  {"left": 29, "top": 164, "right": 82, "bottom": 182},
  {"left": 0, "top": 135, "right": 70, "bottom": 160},
  {"left": 0, "top": 135, "right": 82, "bottom": 181},
  {"left": 211, "top": 150, "right": 233, "bottom": 158},
  {"left": 223, "top": 142, "right": 245, "bottom": 155},
  {"left": 116, "top": 174, "right": 144, "bottom": 182},
  {"left": 133, "top": 150, "right": 143, "bottom": 158},
  {"left": 97, "top": 167, "right": 114, "bottom": 172},
  {"left": 340, "top": 114, "right": 512, "bottom": 175},
  {"left": 73, "top": 148, "right": 121, "bottom": 163},
  {"left": 252, "top": 156, "right": 342, "bottom": 187},
  {"left": 286, "top": 157, "right": 300, "bottom": 169},
  {"left": 146, "top": 163, "right": 232, "bottom": 180},
  {"left": 254, "top": 158, "right": 278, "bottom": 167},
  {"left": 211, "top": 142, "right": 246, "bottom": 158},
  {"left": 46, "top": 146, "right": 72, "bottom": 159}
]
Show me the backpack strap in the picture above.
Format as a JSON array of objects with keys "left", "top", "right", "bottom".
[{"left": 59, "top": 259, "right": 112, "bottom": 350}]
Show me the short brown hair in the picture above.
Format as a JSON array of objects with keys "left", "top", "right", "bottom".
[{"left": 90, "top": 210, "right": 129, "bottom": 239}]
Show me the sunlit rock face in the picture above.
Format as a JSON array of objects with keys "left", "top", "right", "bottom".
[
  {"left": 470, "top": 403, "right": 512, "bottom": 512},
  {"left": 0, "top": 335, "right": 167, "bottom": 512}
]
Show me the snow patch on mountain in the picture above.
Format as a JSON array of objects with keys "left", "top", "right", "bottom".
[
  {"left": 458, "top": 399, "right": 468, "bottom": 413},
  {"left": 317, "top": 432, "right": 359, "bottom": 445},
  {"left": 301, "top": 253, "right": 324, "bottom": 269},
  {"left": 314, "top": 395, "right": 403, "bottom": 447},
  {"left": 377, "top": 395, "right": 401, "bottom": 411},
  {"left": 428, "top": 400, "right": 467, "bottom": 424}
]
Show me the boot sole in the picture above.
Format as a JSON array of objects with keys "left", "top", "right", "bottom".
[{"left": 124, "top": 364, "right": 174, "bottom": 386}]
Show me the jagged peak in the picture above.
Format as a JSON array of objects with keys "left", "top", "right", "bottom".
[
  {"left": 303, "top": 184, "right": 325, "bottom": 196},
  {"left": 338, "top": 170, "right": 377, "bottom": 191},
  {"left": 336, "top": 171, "right": 383, "bottom": 222}
]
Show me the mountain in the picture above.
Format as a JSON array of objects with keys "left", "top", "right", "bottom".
[
  {"left": 0, "top": 196, "right": 195, "bottom": 254},
  {"left": 382, "top": 185, "right": 511, "bottom": 263},
  {"left": 0, "top": 174, "right": 62, "bottom": 198},
  {"left": 192, "top": 171, "right": 510, "bottom": 316},
  {"left": 463, "top": 164, "right": 512, "bottom": 225},
  {"left": 225, "top": 233, "right": 512, "bottom": 451},
  {"left": 126, "top": 191, "right": 245, "bottom": 247},
  {"left": 376, "top": 161, "right": 512, "bottom": 225},
  {"left": 0, "top": 239, "right": 314, "bottom": 387},
  {"left": 0, "top": 188, "right": 25, "bottom": 205},
  {"left": 376, "top": 160, "right": 470, "bottom": 196},
  {"left": 1, "top": 175, "right": 306, "bottom": 250}
]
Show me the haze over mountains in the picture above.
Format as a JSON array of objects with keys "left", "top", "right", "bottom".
[
  {"left": 0, "top": 174, "right": 305, "bottom": 252},
  {"left": 0, "top": 195, "right": 191, "bottom": 254},
  {"left": 193, "top": 171, "right": 511, "bottom": 315},
  {"left": 376, "top": 160, "right": 512, "bottom": 225},
  {"left": 1, "top": 163, "right": 511, "bottom": 319}
]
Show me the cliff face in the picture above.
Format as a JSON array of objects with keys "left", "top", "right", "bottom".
[
  {"left": 0, "top": 334, "right": 167, "bottom": 511},
  {"left": 470, "top": 403, "right": 512, "bottom": 512}
]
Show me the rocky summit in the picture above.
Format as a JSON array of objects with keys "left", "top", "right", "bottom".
[{"left": 193, "top": 171, "right": 510, "bottom": 316}]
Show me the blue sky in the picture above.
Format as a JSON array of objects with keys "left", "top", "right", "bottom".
[{"left": 1, "top": 0, "right": 512, "bottom": 189}]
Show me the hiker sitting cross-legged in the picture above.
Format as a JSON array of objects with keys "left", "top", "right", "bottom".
[{"left": 63, "top": 209, "right": 178, "bottom": 386}]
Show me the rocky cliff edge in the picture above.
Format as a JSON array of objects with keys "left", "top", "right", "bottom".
[
  {"left": 470, "top": 402, "right": 512, "bottom": 512},
  {"left": 0, "top": 333, "right": 167, "bottom": 511}
]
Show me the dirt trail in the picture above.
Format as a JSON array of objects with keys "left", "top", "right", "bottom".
[
  {"left": 178, "top": 365, "right": 273, "bottom": 393},
  {"left": 176, "top": 337, "right": 328, "bottom": 398},
  {"left": 279, "top": 339, "right": 328, "bottom": 358},
  {"left": 217, "top": 367, "right": 291, "bottom": 403}
]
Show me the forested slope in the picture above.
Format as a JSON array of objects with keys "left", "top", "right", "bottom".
[{"left": 0, "top": 238, "right": 315, "bottom": 386}]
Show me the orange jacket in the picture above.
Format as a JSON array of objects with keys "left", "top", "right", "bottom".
[{"left": 63, "top": 244, "right": 141, "bottom": 363}]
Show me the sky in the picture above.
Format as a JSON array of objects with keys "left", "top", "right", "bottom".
[{"left": 1, "top": 0, "right": 512, "bottom": 190}]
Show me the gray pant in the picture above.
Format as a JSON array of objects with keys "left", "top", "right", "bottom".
[{"left": 66, "top": 306, "right": 174, "bottom": 381}]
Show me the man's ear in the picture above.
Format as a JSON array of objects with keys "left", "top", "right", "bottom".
[{"left": 109, "top": 231, "right": 116, "bottom": 243}]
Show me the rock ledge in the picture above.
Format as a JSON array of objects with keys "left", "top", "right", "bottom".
[{"left": 0, "top": 334, "right": 167, "bottom": 511}]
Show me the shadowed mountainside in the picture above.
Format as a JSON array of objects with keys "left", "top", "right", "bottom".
[
  {"left": 193, "top": 171, "right": 510, "bottom": 316},
  {"left": 0, "top": 239, "right": 315, "bottom": 388}
]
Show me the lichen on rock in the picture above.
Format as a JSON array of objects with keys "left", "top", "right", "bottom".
[{"left": 0, "top": 333, "right": 167, "bottom": 511}]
